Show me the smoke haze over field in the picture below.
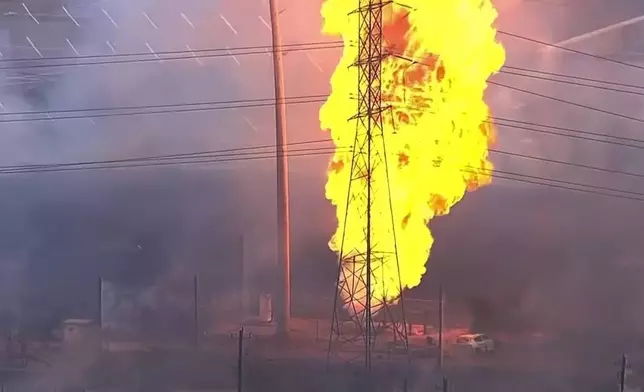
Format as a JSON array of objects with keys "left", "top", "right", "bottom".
[{"left": 0, "top": 0, "right": 643, "bottom": 356}]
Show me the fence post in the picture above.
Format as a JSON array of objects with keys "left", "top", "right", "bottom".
[
  {"left": 193, "top": 275, "right": 199, "bottom": 348},
  {"left": 238, "top": 327, "right": 244, "bottom": 392}
]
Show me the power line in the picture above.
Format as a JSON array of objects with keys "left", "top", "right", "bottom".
[
  {"left": 491, "top": 118, "right": 644, "bottom": 150},
  {"left": 3, "top": 86, "right": 644, "bottom": 157},
  {"left": 489, "top": 80, "right": 644, "bottom": 124},
  {"left": 4, "top": 37, "right": 644, "bottom": 100},
  {"left": 0, "top": 95, "right": 328, "bottom": 124},
  {"left": 0, "top": 43, "right": 343, "bottom": 70},
  {"left": 0, "top": 139, "right": 341, "bottom": 171},
  {"left": 5, "top": 77, "right": 644, "bottom": 132},
  {"left": 0, "top": 40, "right": 343, "bottom": 63},
  {"left": 386, "top": 49, "right": 644, "bottom": 94},
  {"left": 0, "top": 147, "right": 342, "bottom": 176},
  {"left": 1, "top": 55, "right": 643, "bottom": 200},
  {"left": 491, "top": 148, "right": 644, "bottom": 179},
  {"left": 520, "top": 0, "right": 575, "bottom": 5},
  {"left": 497, "top": 30, "right": 644, "bottom": 72},
  {"left": 488, "top": 172, "right": 644, "bottom": 202},
  {"left": 0, "top": 94, "right": 328, "bottom": 118},
  {"left": 15, "top": 148, "right": 637, "bottom": 204},
  {"left": 4, "top": 91, "right": 644, "bottom": 153},
  {"left": 7, "top": 59, "right": 644, "bottom": 101},
  {"left": 2, "top": 35, "right": 643, "bottom": 101},
  {"left": 520, "top": 0, "right": 644, "bottom": 5},
  {"left": 9, "top": 37, "right": 641, "bottom": 96},
  {"left": 2, "top": 134, "right": 642, "bottom": 186},
  {"left": 0, "top": 132, "right": 639, "bottom": 204},
  {"left": 0, "top": 134, "right": 636, "bottom": 205},
  {"left": 4, "top": 37, "right": 639, "bottom": 94},
  {"left": 391, "top": 52, "right": 644, "bottom": 124},
  {"left": 1, "top": 97, "right": 643, "bottom": 203},
  {"left": 483, "top": 164, "right": 644, "bottom": 197},
  {"left": 502, "top": 65, "right": 644, "bottom": 91},
  {"left": 499, "top": 69, "right": 644, "bottom": 97}
]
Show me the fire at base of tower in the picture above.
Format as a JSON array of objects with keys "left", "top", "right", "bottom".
[{"left": 320, "top": 0, "right": 506, "bottom": 316}]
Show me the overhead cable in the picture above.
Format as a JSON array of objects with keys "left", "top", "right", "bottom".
[
  {"left": 0, "top": 95, "right": 328, "bottom": 124},
  {"left": 4, "top": 37, "right": 644, "bottom": 100},
  {"left": 0, "top": 145, "right": 639, "bottom": 203},
  {"left": 0, "top": 42, "right": 343, "bottom": 70},
  {"left": 4, "top": 93, "right": 644, "bottom": 152},
  {"left": 0, "top": 94, "right": 328, "bottom": 118},
  {"left": 0, "top": 147, "right": 341, "bottom": 175},
  {"left": 490, "top": 148, "right": 644, "bottom": 180},
  {"left": 0, "top": 132, "right": 640, "bottom": 203},
  {"left": 497, "top": 30, "right": 644, "bottom": 72},
  {"left": 499, "top": 69, "right": 644, "bottom": 97},
  {"left": 0, "top": 40, "right": 344, "bottom": 63},
  {"left": 502, "top": 65, "right": 644, "bottom": 91},
  {"left": 0, "top": 139, "right": 341, "bottom": 171},
  {"left": 491, "top": 118, "right": 644, "bottom": 150},
  {"left": 489, "top": 80, "right": 644, "bottom": 124}
]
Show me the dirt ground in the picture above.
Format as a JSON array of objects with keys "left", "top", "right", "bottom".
[{"left": 0, "top": 333, "right": 632, "bottom": 392}]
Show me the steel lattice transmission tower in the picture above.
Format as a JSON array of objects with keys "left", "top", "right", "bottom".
[{"left": 327, "top": 0, "right": 409, "bottom": 371}]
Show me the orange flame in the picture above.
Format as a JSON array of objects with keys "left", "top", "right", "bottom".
[{"left": 320, "top": 1, "right": 506, "bottom": 313}]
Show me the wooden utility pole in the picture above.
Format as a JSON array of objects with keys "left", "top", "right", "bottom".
[
  {"left": 193, "top": 275, "right": 199, "bottom": 348},
  {"left": 98, "top": 276, "right": 103, "bottom": 329},
  {"left": 269, "top": 0, "right": 291, "bottom": 339},
  {"left": 237, "top": 328, "right": 244, "bottom": 392},
  {"left": 239, "top": 235, "right": 246, "bottom": 317},
  {"left": 619, "top": 354, "right": 627, "bottom": 392},
  {"left": 98, "top": 276, "right": 103, "bottom": 351},
  {"left": 438, "top": 285, "right": 444, "bottom": 371}
]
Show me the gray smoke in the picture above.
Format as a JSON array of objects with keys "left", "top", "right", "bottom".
[
  {"left": 0, "top": 0, "right": 643, "bottom": 370},
  {"left": 0, "top": 0, "right": 340, "bottom": 338},
  {"left": 0, "top": 0, "right": 270, "bottom": 333},
  {"left": 411, "top": 2, "right": 644, "bottom": 385}
]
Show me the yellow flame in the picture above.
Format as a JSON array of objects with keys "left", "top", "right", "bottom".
[{"left": 320, "top": 0, "right": 506, "bottom": 313}]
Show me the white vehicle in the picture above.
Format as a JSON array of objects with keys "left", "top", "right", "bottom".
[{"left": 455, "top": 333, "right": 495, "bottom": 353}]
